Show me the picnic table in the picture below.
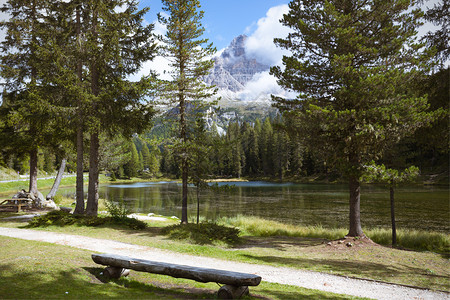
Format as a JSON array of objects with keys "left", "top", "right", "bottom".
[{"left": 0, "top": 199, "right": 32, "bottom": 212}]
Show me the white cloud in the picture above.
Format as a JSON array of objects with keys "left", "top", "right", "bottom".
[
  {"left": 238, "top": 71, "right": 296, "bottom": 101},
  {"left": 129, "top": 12, "right": 173, "bottom": 82},
  {"left": 153, "top": 12, "right": 169, "bottom": 37},
  {"left": 244, "top": 4, "right": 292, "bottom": 67}
]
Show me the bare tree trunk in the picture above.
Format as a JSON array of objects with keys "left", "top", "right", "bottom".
[
  {"left": 196, "top": 185, "right": 200, "bottom": 224},
  {"left": 86, "top": 6, "right": 99, "bottom": 217},
  {"left": 74, "top": 126, "right": 85, "bottom": 214},
  {"left": 86, "top": 131, "right": 99, "bottom": 216},
  {"left": 28, "top": 148, "right": 38, "bottom": 196},
  {"left": 390, "top": 185, "right": 397, "bottom": 246},
  {"left": 348, "top": 176, "right": 364, "bottom": 237},
  {"left": 74, "top": 2, "right": 85, "bottom": 215},
  {"left": 181, "top": 155, "right": 188, "bottom": 224},
  {"left": 179, "top": 65, "right": 188, "bottom": 224},
  {"left": 46, "top": 158, "right": 66, "bottom": 200}
]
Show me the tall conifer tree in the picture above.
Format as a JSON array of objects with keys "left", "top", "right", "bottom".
[
  {"left": 81, "top": 0, "right": 157, "bottom": 215},
  {"left": 0, "top": 0, "right": 53, "bottom": 201},
  {"left": 158, "top": 0, "right": 217, "bottom": 224},
  {"left": 271, "top": 0, "right": 439, "bottom": 236}
]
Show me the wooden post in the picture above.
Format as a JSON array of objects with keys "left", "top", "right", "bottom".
[
  {"left": 103, "top": 266, "right": 130, "bottom": 279},
  {"left": 218, "top": 285, "right": 249, "bottom": 299}
]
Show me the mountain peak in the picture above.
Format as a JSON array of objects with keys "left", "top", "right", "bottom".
[
  {"left": 225, "top": 35, "right": 248, "bottom": 58},
  {"left": 204, "top": 35, "right": 269, "bottom": 92}
]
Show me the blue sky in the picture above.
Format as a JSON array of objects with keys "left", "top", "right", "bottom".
[{"left": 138, "top": 0, "right": 290, "bottom": 50}]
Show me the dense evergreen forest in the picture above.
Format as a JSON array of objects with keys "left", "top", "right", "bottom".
[{"left": 4, "top": 66, "right": 447, "bottom": 183}]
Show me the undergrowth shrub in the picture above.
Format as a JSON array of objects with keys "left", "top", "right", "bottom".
[
  {"left": 105, "top": 198, "right": 129, "bottom": 219},
  {"left": 52, "top": 195, "right": 63, "bottom": 205},
  {"left": 219, "top": 215, "right": 347, "bottom": 240},
  {"left": 162, "top": 222, "right": 240, "bottom": 246},
  {"left": 366, "top": 228, "right": 450, "bottom": 253},
  {"left": 26, "top": 210, "right": 146, "bottom": 230},
  {"left": 219, "top": 215, "right": 449, "bottom": 253}
]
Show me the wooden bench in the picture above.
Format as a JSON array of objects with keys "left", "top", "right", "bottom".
[
  {"left": 91, "top": 253, "right": 262, "bottom": 299},
  {"left": 0, "top": 199, "right": 32, "bottom": 212}
]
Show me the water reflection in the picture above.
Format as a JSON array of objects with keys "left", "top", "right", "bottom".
[{"left": 59, "top": 181, "right": 449, "bottom": 232}]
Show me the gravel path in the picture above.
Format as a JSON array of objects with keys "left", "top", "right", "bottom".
[{"left": 0, "top": 226, "right": 448, "bottom": 300}]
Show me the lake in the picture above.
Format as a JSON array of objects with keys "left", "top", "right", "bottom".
[{"left": 62, "top": 180, "right": 449, "bottom": 233}]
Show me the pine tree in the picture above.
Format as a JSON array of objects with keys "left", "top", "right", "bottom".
[
  {"left": 271, "top": 0, "right": 439, "bottom": 236},
  {"left": 138, "top": 151, "right": 144, "bottom": 172},
  {"left": 423, "top": 0, "right": 449, "bottom": 65},
  {"left": 158, "top": 0, "right": 217, "bottom": 224},
  {"left": 148, "top": 152, "right": 160, "bottom": 176},
  {"left": 141, "top": 143, "right": 151, "bottom": 170},
  {"left": 124, "top": 142, "right": 139, "bottom": 178},
  {"left": 80, "top": 1, "right": 156, "bottom": 216},
  {"left": 260, "top": 118, "right": 274, "bottom": 176},
  {"left": 0, "top": 0, "right": 55, "bottom": 201}
]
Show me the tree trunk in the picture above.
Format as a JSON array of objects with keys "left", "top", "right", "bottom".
[
  {"left": 28, "top": 148, "right": 38, "bottom": 196},
  {"left": 46, "top": 158, "right": 66, "bottom": 200},
  {"left": 347, "top": 176, "right": 364, "bottom": 237},
  {"left": 390, "top": 185, "right": 397, "bottom": 246},
  {"left": 196, "top": 185, "right": 200, "bottom": 224},
  {"left": 74, "top": 125, "right": 85, "bottom": 214},
  {"left": 86, "top": 7, "right": 99, "bottom": 217},
  {"left": 181, "top": 159, "right": 188, "bottom": 224},
  {"left": 74, "top": 2, "right": 85, "bottom": 215},
  {"left": 179, "top": 78, "right": 188, "bottom": 224},
  {"left": 218, "top": 285, "right": 249, "bottom": 299},
  {"left": 86, "top": 131, "right": 99, "bottom": 216}
]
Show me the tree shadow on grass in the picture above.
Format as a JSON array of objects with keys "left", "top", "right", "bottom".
[
  {"left": 250, "top": 288, "right": 354, "bottom": 300},
  {"left": 239, "top": 253, "right": 445, "bottom": 283},
  {"left": 236, "top": 236, "right": 327, "bottom": 251},
  {"left": 0, "top": 263, "right": 216, "bottom": 299}
]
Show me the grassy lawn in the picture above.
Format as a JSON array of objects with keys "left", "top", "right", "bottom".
[
  {"left": 0, "top": 174, "right": 175, "bottom": 197},
  {"left": 0, "top": 236, "right": 359, "bottom": 299},
  {"left": 0, "top": 211, "right": 448, "bottom": 293}
]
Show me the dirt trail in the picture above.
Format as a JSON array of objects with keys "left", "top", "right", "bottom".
[{"left": 0, "top": 227, "right": 447, "bottom": 300}]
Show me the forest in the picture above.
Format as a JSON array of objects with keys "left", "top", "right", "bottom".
[{"left": 0, "top": 0, "right": 448, "bottom": 233}]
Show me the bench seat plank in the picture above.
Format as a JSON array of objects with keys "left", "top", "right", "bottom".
[{"left": 92, "top": 253, "right": 261, "bottom": 287}]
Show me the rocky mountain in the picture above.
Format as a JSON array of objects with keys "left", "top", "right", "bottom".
[
  {"left": 151, "top": 35, "right": 282, "bottom": 137},
  {"left": 204, "top": 35, "right": 270, "bottom": 93}
]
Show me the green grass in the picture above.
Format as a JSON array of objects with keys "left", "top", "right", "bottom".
[
  {"left": 0, "top": 176, "right": 79, "bottom": 196},
  {"left": 162, "top": 222, "right": 241, "bottom": 246},
  {"left": 219, "top": 215, "right": 348, "bottom": 240},
  {"left": 0, "top": 236, "right": 358, "bottom": 299},
  {"left": 365, "top": 227, "right": 450, "bottom": 253},
  {"left": 0, "top": 173, "right": 175, "bottom": 196},
  {"left": 1, "top": 213, "right": 448, "bottom": 292},
  {"left": 217, "top": 215, "right": 450, "bottom": 253}
]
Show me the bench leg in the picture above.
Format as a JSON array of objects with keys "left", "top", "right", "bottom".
[
  {"left": 103, "top": 266, "right": 130, "bottom": 279},
  {"left": 218, "top": 285, "right": 249, "bottom": 299}
]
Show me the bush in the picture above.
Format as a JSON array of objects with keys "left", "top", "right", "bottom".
[
  {"left": 26, "top": 210, "right": 147, "bottom": 230},
  {"left": 52, "top": 195, "right": 63, "bottom": 205},
  {"left": 105, "top": 198, "right": 129, "bottom": 219},
  {"left": 162, "top": 222, "right": 240, "bottom": 246},
  {"left": 110, "top": 172, "right": 117, "bottom": 181}
]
